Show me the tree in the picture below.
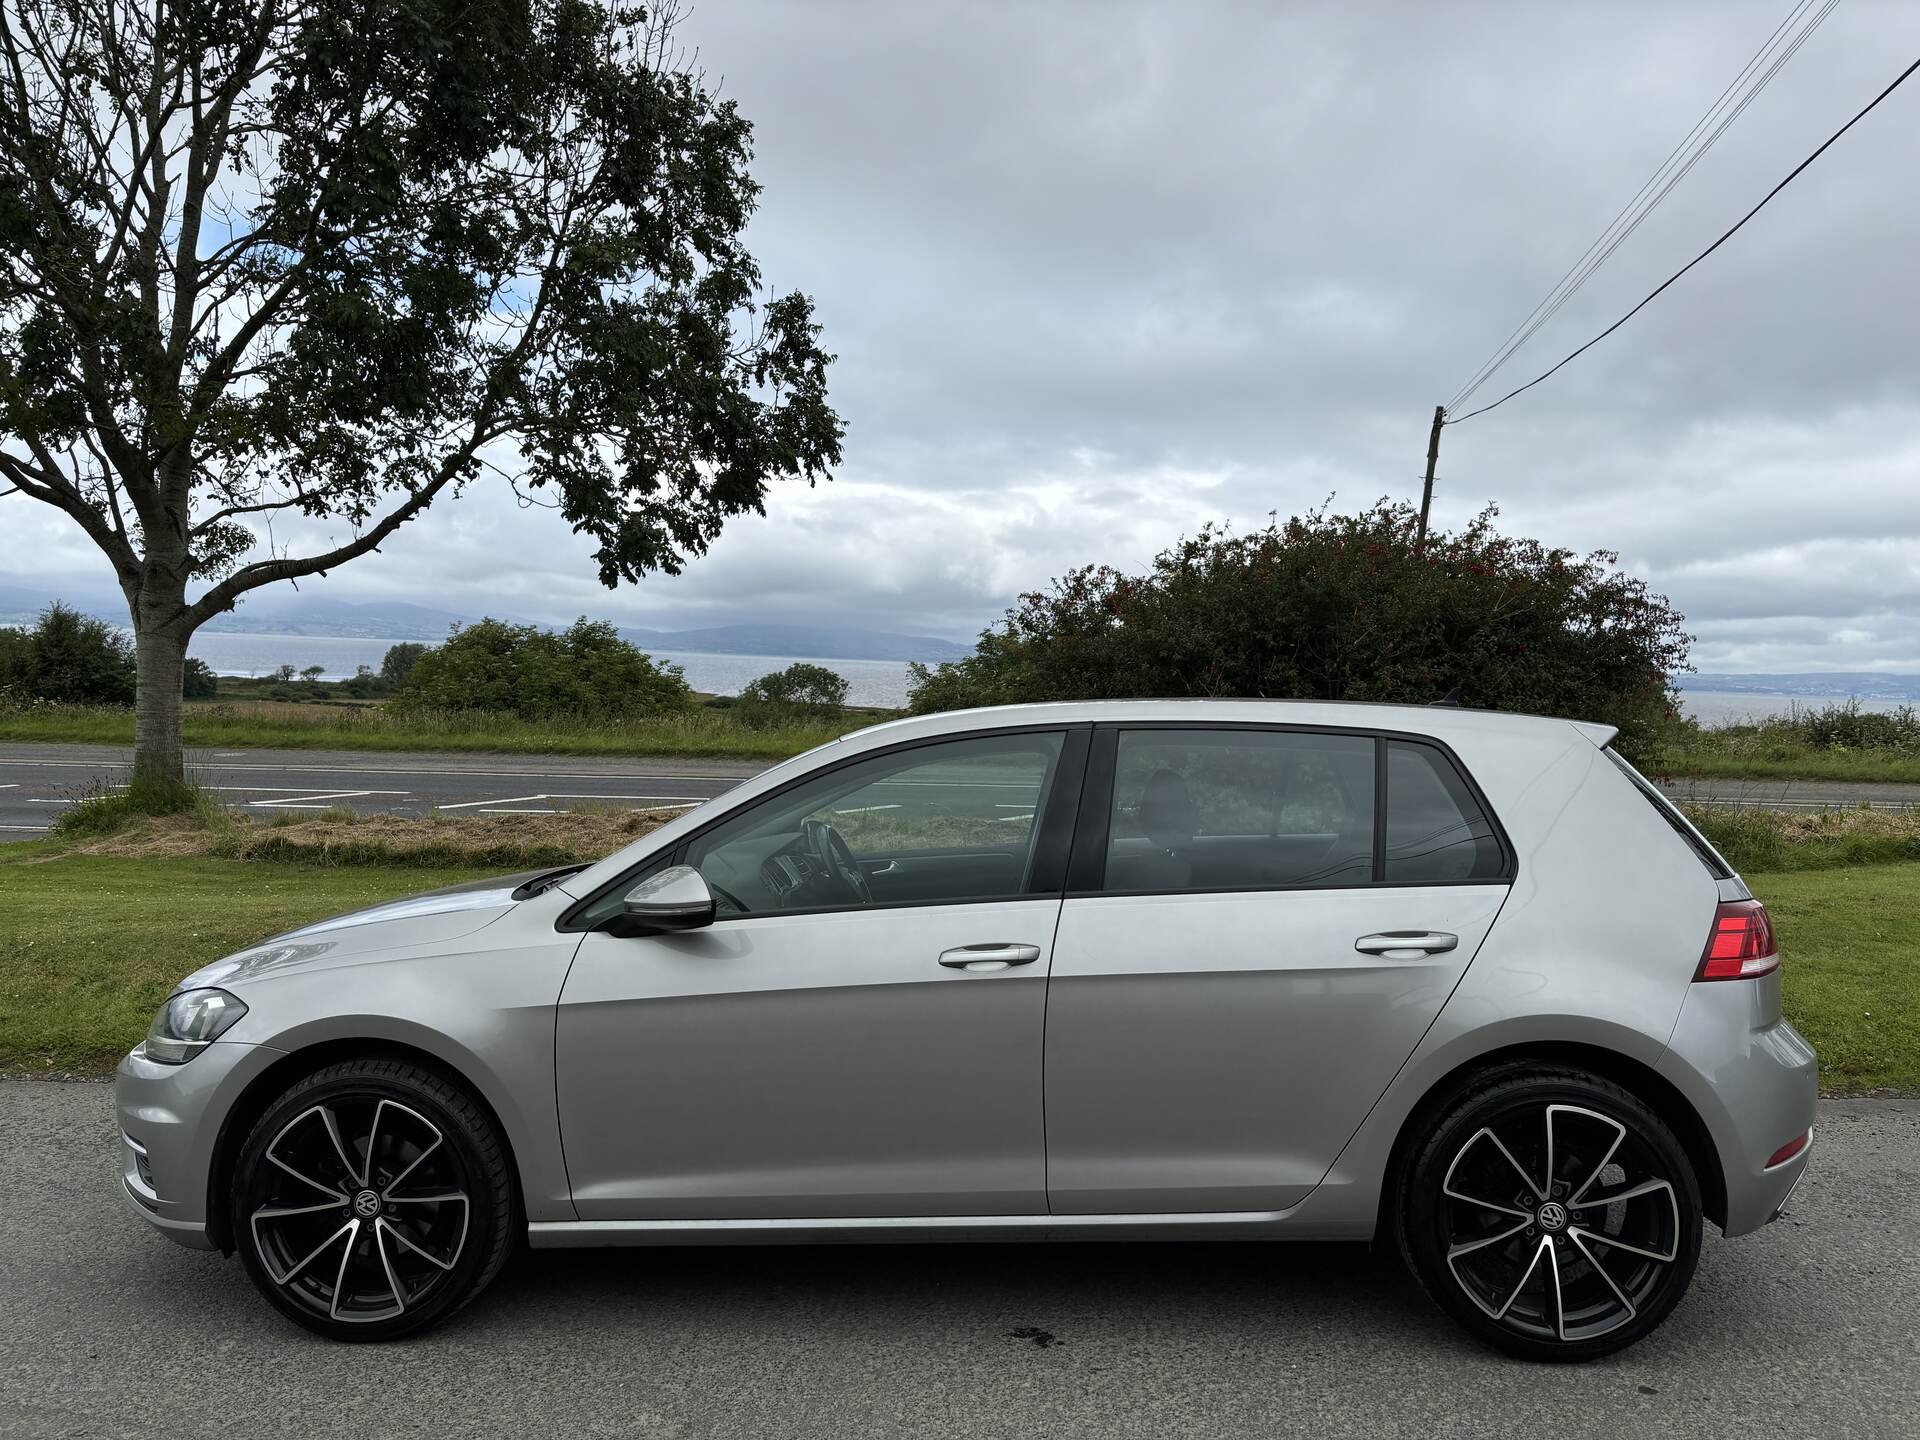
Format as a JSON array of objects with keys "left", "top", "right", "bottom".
[
  {"left": 908, "top": 501, "right": 1691, "bottom": 757},
  {"left": 271, "top": 664, "right": 296, "bottom": 683},
  {"left": 181, "top": 655, "right": 217, "bottom": 698},
  {"left": 0, "top": 1, "right": 841, "bottom": 788},
  {"left": 735, "top": 660, "right": 850, "bottom": 727},
  {"left": 0, "top": 600, "right": 137, "bottom": 703},
  {"left": 379, "top": 642, "right": 429, "bottom": 688},
  {"left": 395, "top": 616, "right": 687, "bottom": 719}
]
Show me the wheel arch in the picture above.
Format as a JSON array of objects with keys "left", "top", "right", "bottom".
[
  {"left": 1376, "top": 1040, "right": 1727, "bottom": 1237},
  {"left": 204, "top": 1036, "right": 527, "bottom": 1253}
]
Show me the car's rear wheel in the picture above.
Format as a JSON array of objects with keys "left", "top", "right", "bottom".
[
  {"left": 231, "top": 1057, "right": 516, "bottom": 1341},
  {"left": 1397, "top": 1067, "right": 1703, "bottom": 1362}
]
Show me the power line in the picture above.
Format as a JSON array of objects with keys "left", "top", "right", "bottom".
[
  {"left": 1447, "top": 0, "right": 1837, "bottom": 414},
  {"left": 1446, "top": 51, "right": 1920, "bottom": 427}
]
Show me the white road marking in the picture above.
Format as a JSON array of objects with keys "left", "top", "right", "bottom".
[
  {"left": 437, "top": 793, "right": 547, "bottom": 811},
  {"left": 0, "top": 823, "right": 48, "bottom": 831},
  {"left": 245, "top": 789, "right": 394, "bottom": 809},
  {"left": 198, "top": 791, "right": 408, "bottom": 802},
  {"left": 477, "top": 808, "right": 560, "bottom": 815}
]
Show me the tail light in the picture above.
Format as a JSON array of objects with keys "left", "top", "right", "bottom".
[{"left": 1696, "top": 899, "right": 1778, "bottom": 981}]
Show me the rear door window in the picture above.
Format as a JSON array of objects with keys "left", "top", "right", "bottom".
[{"left": 1100, "top": 730, "right": 1376, "bottom": 892}]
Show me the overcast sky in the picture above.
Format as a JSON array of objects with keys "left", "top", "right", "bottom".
[{"left": 7, "top": 0, "right": 1919, "bottom": 671}]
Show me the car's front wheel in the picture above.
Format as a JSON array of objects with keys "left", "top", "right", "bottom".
[
  {"left": 1397, "top": 1066, "right": 1703, "bottom": 1362},
  {"left": 231, "top": 1057, "right": 516, "bottom": 1341}
]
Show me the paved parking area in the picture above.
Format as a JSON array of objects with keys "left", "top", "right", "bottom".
[{"left": 1, "top": 1083, "right": 1913, "bottom": 1439}]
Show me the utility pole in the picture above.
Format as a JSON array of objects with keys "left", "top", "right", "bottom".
[{"left": 1415, "top": 404, "right": 1445, "bottom": 553}]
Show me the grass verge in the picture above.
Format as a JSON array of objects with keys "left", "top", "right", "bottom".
[
  {"left": 0, "top": 699, "right": 876, "bottom": 760},
  {"left": 0, "top": 855, "right": 491, "bottom": 1074},
  {"left": 1751, "top": 863, "right": 1920, "bottom": 1094}
]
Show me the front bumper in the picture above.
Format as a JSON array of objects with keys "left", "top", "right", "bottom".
[
  {"left": 115, "top": 1040, "right": 284, "bottom": 1250},
  {"left": 1657, "top": 970, "right": 1818, "bottom": 1237}
]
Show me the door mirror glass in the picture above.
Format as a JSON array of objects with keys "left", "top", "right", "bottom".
[{"left": 617, "top": 865, "right": 715, "bottom": 933}]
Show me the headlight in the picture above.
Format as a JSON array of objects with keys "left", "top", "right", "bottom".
[{"left": 143, "top": 988, "right": 249, "bottom": 1064}]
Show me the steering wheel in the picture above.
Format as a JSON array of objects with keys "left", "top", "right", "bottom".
[{"left": 802, "top": 818, "right": 873, "bottom": 904}]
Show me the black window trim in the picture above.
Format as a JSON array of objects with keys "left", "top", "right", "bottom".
[
  {"left": 558, "top": 722, "right": 1093, "bottom": 932},
  {"left": 1062, "top": 719, "right": 1516, "bottom": 901}
]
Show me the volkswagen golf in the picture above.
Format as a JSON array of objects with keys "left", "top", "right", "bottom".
[{"left": 116, "top": 700, "right": 1816, "bottom": 1359}]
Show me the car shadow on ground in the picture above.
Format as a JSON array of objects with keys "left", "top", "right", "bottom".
[{"left": 475, "top": 1235, "right": 1467, "bottom": 1356}]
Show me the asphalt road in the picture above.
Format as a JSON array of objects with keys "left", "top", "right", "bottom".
[
  {"left": 4, "top": 741, "right": 1919, "bottom": 838},
  {"left": 0, "top": 742, "right": 759, "bottom": 836},
  {"left": 0, "top": 1083, "right": 1912, "bottom": 1439}
]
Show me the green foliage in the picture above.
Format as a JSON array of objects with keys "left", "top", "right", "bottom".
[
  {"left": 0, "top": 602, "right": 136, "bottom": 704},
  {"left": 734, "top": 661, "right": 851, "bottom": 728},
  {"left": 337, "top": 664, "right": 385, "bottom": 700},
  {"left": 909, "top": 501, "right": 1691, "bottom": 758},
  {"left": 181, "top": 657, "right": 219, "bottom": 699},
  {"left": 380, "top": 643, "right": 430, "bottom": 687},
  {"left": 396, "top": 617, "right": 690, "bottom": 720}
]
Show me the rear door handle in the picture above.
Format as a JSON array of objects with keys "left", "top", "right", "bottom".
[
  {"left": 939, "top": 943, "right": 1042, "bottom": 973},
  {"left": 1355, "top": 931, "right": 1459, "bottom": 958}
]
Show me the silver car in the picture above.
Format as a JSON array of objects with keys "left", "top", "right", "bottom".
[{"left": 116, "top": 701, "right": 1816, "bottom": 1359}]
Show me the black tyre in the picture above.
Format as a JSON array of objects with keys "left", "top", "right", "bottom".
[
  {"left": 1396, "top": 1066, "right": 1703, "bottom": 1362},
  {"left": 231, "top": 1057, "right": 516, "bottom": 1341}
]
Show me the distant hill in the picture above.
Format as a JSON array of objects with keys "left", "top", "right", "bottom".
[
  {"left": 1677, "top": 672, "right": 1920, "bottom": 701},
  {"left": 0, "top": 583, "right": 972, "bottom": 663}
]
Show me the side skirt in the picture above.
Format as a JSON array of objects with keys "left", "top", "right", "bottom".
[{"left": 528, "top": 1207, "right": 1372, "bottom": 1248}]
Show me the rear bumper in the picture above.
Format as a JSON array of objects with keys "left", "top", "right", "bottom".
[
  {"left": 115, "top": 1039, "right": 284, "bottom": 1250},
  {"left": 1657, "top": 971, "right": 1818, "bottom": 1237}
]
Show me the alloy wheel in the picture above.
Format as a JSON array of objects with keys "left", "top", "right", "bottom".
[
  {"left": 246, "top": 1098, "right": 471, "bottom": 1325},
  {"left": 1440, "top": 1102, "right": 1682, "bottom": 1344}
]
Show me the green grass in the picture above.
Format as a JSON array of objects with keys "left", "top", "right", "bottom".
[
  {"left": 0, "top": 699, "right": 876, "bottom": 759},
  {"left": 0, "top": 854, "right": 488, "bottom": 1074},
  {"left": 1750, "top": 863, "right": 1920, "bottom": 1094}
]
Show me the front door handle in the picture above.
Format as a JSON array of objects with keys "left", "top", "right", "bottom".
[
  {"left": 1355, "top": 931, "right": 1459, "bottom": 958},
  {"left": 939, "top": 943, "right": 1042, "bottom": 973}
]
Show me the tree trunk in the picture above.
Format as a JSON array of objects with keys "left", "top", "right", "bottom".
[{"left": 131, "top": 600, "right": 192, "bottom": 789}]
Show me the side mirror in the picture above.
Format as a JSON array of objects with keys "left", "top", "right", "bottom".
[{"left": 614, "top": 865, "right": 716, "bottom": 935}]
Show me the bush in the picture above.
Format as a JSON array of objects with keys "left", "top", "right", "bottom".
[
  {"left": 395, "top": 617, "right": 690, "bottom": 720},
  {"left": 1801, "top": 701, "right": 1920, "bottom": 752},
  {"left": 734, "top": 662, "right": 850, "bottom": 728},
  {"left": 0, "top": 602, "right": 136, "bottom": 704},
  {"left": 907, "top": 501, "right": 1690, "bottom": 758}
]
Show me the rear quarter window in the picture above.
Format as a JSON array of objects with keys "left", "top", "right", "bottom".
[{"left": 1384, "top": 740, "right": 1509, "bottom": 883}]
